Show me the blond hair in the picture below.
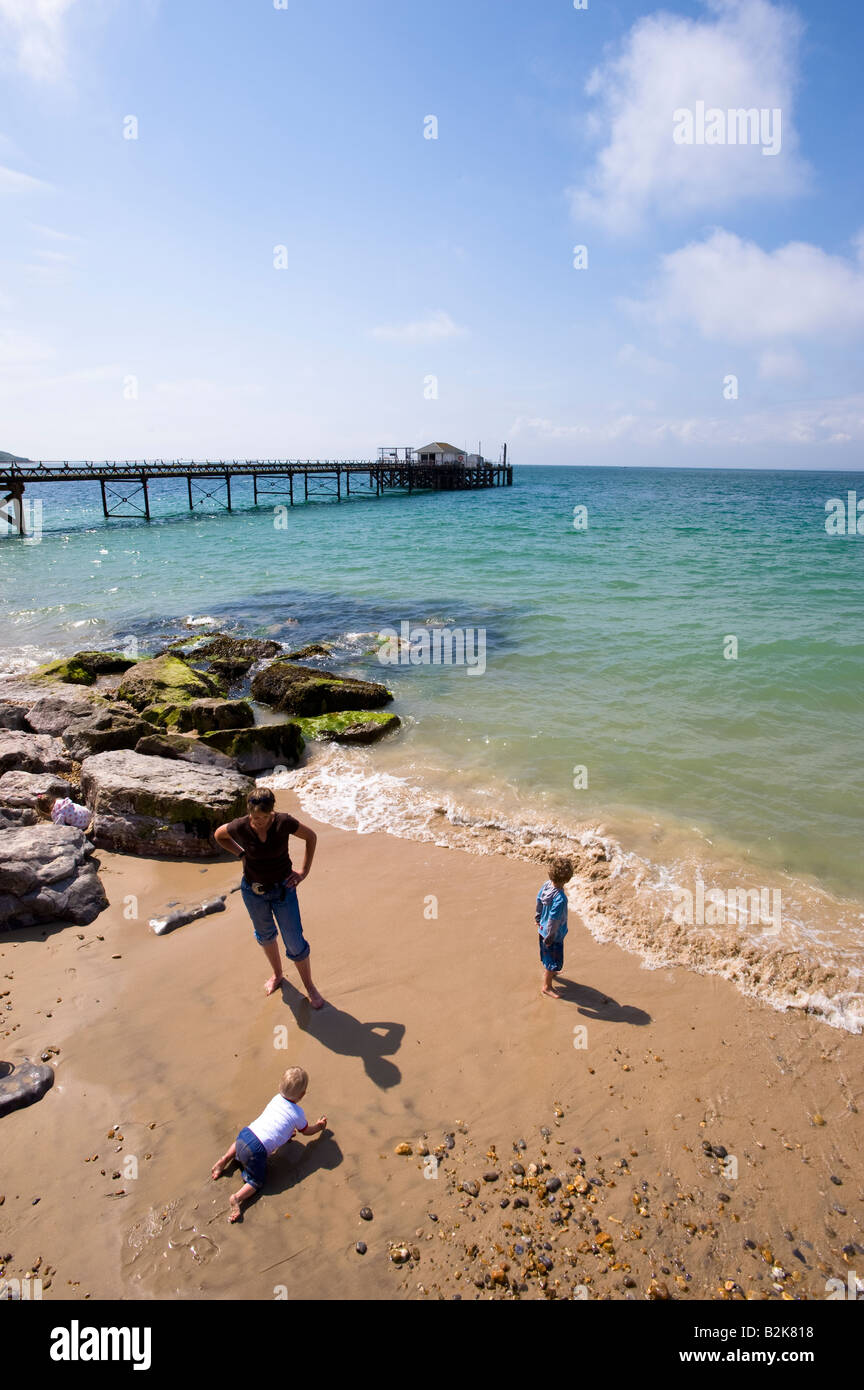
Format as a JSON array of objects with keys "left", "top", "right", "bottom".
[
  {"left": 279, "top": 1066, "right": 308, "bottom": 1101},
  {"left": 547, "top": 856, "right": 573, "bottom": 886}
]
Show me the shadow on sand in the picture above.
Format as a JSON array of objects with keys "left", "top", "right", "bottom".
[
  {"left": 280, "top": 980, "right": 404, "bottom": 1088},
  {"left": 552, "top": 976, "right": 651, "bottom": 1026}
]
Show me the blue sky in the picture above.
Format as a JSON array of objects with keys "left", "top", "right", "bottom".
[{"left": 1, "top": 0, "right": 863, "bottom": 466}]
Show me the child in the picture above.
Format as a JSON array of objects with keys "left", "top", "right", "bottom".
[
  {"left": 535, "top": 856, "right": 573, "bottom": 998},
  {"left": 36, "top": 794, "right": 93, "bottom": 833},
  {"left": 211, "top": 1066, "right": 327, "bottom": 1222}
]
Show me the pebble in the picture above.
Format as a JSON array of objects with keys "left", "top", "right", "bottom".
[
  {"left": 394, "top": 1143, "right": 412, "bottom": 1156},
  {"left": 712, "top": 1145, "right": 727, "bottom": 1159},
  {"left": 830, "top": 1175, "right": 843, "bottom": 1186},
  {"left": 511, "top": 1162, "right": 525, "bottom": 1176},
  {"left": 483, "top": 1171, "right": 499, "bottom": 1183},
  {"left": 359, "top": 1208, "right": 373, "bottom": 1222},
  {"left": 355, "top": 1242, "right": 367, "bottom": 1256},
  {"left": 460, "top": 1180, "right": 479, "bottom": 1198},
  {"left": 428, "top": 1213, "right": 438, "bottom": 1222},
  {"left": 544, "top": 1176, "right": 562, "bottom": 1193}
]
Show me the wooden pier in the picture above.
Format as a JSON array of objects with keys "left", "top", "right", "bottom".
[{"left": 0, "top": 454, "right": 512, "bottom": 536}]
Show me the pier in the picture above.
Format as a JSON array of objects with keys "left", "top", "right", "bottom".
[{"left": 0, "top": 451, "right": 512, "bottom": 536}]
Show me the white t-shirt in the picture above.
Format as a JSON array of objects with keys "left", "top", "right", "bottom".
[{"left": 247, "top": 1095, "right": 307, "bottom": 1154}]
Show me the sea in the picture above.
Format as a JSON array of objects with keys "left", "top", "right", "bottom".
[{"left": 2, "top": 464, "right": 862, "bottom": 1029}]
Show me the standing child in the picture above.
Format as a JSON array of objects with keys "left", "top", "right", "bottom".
[
  {"left": 535, "top": 856, "right": 573, "bottom": 998},
  {"left": 211, "top": 1066, "right": 326, "bottom": 1222}
]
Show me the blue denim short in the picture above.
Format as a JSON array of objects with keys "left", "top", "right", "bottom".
[
  {"left": 235, "top": 1126, "right": 268, "bottom": 1190},
  {"left": 240, "top": 877, "right": 310, "bottom": 961},
  {"left": 540, "top": 934, "right": 564, "bottom": 973}
]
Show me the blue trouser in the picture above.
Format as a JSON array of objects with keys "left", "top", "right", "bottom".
[{"left": 240, "top": 877, "right": 310, "bottom": 961}]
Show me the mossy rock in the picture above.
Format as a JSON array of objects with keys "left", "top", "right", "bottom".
[
  {"left": 31, "top": 650, "right": 138, "bottom": 687},
  {"left": 116, "top": 654, "right": 220, "bottom": 711},
  {"left": 250, "top": 661, "right": 393, "bottom": 716},
  {"left": 140, "top": 698, "right": 255, "bottom": 734},
  {"left": 70, "top": 650, "right": 138, "bottom": 674},
  {"left": 284, "top": 642, "right": 335, "bottom": 661},
  {"left": 32, "top": 657, "right": 95, "bottom": 686},
  {"left": 201, "top": 721, "right": 304, "bottom": 772},
  {"left": 295, "top": 710, "right": 401, "bottom": 744}
]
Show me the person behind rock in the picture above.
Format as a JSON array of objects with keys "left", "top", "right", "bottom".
[
  {"left": 535, "top": 855, "right": 573, "bottom": 998},
  {"left": 210, "top": 1065, "right": 327, "bottom": 1222},
  {"left": 36, "top": 794, "right": 93, "bottom": 833},
  {"left": 214, "top": 787, "right": 323, "bottom": 1005}
]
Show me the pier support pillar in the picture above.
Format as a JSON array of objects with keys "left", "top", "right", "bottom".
[
  {"left": 141, "top": 474, "right": 151, "bottom": 521},
  {"left": 226, "top": 473, "right": 232, "bottom": 511},
  {"left": 100, "top": 479, "right": 109, "bottom": 517}
]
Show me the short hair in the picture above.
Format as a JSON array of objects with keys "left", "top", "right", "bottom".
[
  {"left": 280, "top": 1066, "right": 308, "bottom": 1101},
  {"left": 36, "top": 795, "right": 55, "bottom": 814},
  {"left": 247, "top": 788, "right": 275, "bottom": 812},
  {"left": 548, "top": 856, "right": 573, "bottom": 884}
]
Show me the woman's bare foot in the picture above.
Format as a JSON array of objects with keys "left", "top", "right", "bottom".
[
  {"left": 228, "top": 1193, "right": 245, "bottom": 1223},
  {"left": 211, "top": 1157, "right": 231, "bottom": 1180},
  {"left": 264, "top": 973, "right": 285, "bottom": 996}
]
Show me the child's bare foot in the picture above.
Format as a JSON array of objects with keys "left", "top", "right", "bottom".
[
  {"left": 211, "top": 1157, "right": 231, "bottom": 1180},
  {"left": 264, "top": 973, "right": 285, "bottom": 996},
  {"left": 541, "top": 983, "right": 560, "bottom": 998},
  {"left": 306, "top": 986, "right": 325, "bottom": 1009},
  {"left": 228, "top": 1193, "right": 245, "bottom": 1222}
]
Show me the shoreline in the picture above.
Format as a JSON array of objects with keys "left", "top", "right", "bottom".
[{"left": 1, "top": 786, "right": 862, "bottom": 1301}]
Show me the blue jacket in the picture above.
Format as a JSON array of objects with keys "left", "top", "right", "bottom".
[{"left": 536, "top": 882, "right": 568, "bottom": 942}]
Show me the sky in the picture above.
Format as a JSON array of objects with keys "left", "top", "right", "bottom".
[{"left": 1, "top": 0, "right": 863, "bottom": 467}]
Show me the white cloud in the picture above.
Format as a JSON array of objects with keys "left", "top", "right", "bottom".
[
  {"left": 0, "top": 164, "right": 49, "bottom": 194},
  {"left": 633, "top": 229, "right": 864, "bottom": 342},
  {"left": 569, "top": 0, "right": 808, "bottom": 232},
  {"left": 511, "top": 396, "right": 864, "bottom": 449},
  {"left": 617, "top": 343, "right": 675, "bottom": 376},
  {"left": 370, "top": 310, "right": 467, "bottom": 343},
  {"left": 0, "top": 0, "right": 79, "bottom": 81}
]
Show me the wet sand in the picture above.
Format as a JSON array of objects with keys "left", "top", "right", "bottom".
[{"left": 1, "top": 789, "right": 862, "bottom": 1301}]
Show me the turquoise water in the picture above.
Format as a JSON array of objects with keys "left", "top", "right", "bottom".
[{"left": 2, "top": 465, "right": 863, "bottom": 1005}]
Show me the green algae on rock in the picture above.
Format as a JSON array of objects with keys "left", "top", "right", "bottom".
[
  {"left": 295, "top": 710, "right": 401, "bottom": 744},
  {"left": 31, "top": 651, "right": 138, "bottom": 686},
  {"left": 250, "top": 661, "right": 392, "bottom": 716},
  {"left": 201, "top": 721, "right": 304, "bottom": 772},
  {"left": 140, "top": 698, "right": 255, "bottom": 734},
  {"left": 116, "top": 654, "right": 220, "bottom": 710}
]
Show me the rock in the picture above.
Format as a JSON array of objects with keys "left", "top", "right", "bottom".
[
  {"left": 483, "top": 1171, "right": 500, "bottom": 1183},
  {"left": 200, "top": 722, "right": 304, "bottom": 773},
  {"left": 460, "top": 1180, "right": 479, "bottom": 1197},
  {"left": 134, "top": 733, "right": 237, "bottom": 770},
  {"left": 0, "top": 702, "right": 28, "bottom": 731},
  {"left": 355, "top": 1242, "right": 367, "bottom": 1255},
  {"left": 0, "top": 732, "right": 72, "bottom": 775},
  {"left": 295, "top": 710, "right": 401, "bottom": 745},
  {"left": 250, "top": 661, "right": 393, "bottom": 716},
  {"left": 284, "top": 643, "right": 334, "bottom": 661},
  {"left": 544, "top": 1176, "right": 562, "bottom": 1193},
  {"left": 30, "top": 651, "right": 136, "bottom": 686},
  {"left": 394, "top": 1143, "right": 413, "bottom": 1156},
  {"left": 149, "top": 896, "right": 227, "bottom": 935},
  {"left": 389, "top": 1246, "right": 409, "bottom": 1264},
  {"left": 359, "top": 1208, "right": 373, "bottom": 1222},
  {"left": 25, "top": 693, "right": 105, "bottom": 736},
  {"left": 0, "top": 1059, "right": 55, "bottom": 1117},
  {"left": 0, "top": 826, "right": 107, "bottom": 929},
  {"left": 116, "top": 655, "right": 220, "bottom": 711},
  {"left": 0, "top": 771, "right": 71, "bottom": 810},
  {"left": 189, "top": 636, "right": 283, "bottom": 670},
  {"left": 61, "top": 709, "right": 153, "bottom": 760},
  {"left": 202, "top": 659, "right": 249, "bottom": 684},
  {"left": 141, "top": 699, "right": 255, "bottom": 734},
  {"left": 79, "top": 749, "right": 251, "bottom": 858}
]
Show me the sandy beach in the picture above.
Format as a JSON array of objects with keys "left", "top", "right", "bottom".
[{"left": 1, "top": 787, "right": 861, "bottom": 1302}]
